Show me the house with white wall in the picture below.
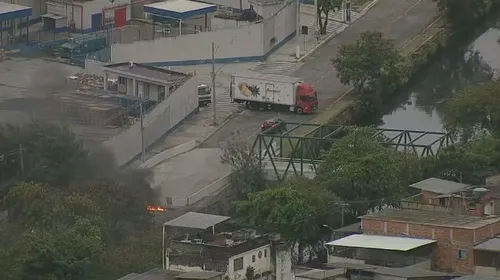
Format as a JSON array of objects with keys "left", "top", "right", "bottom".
[
  {"left": 44, "top": 0, "right": 131, "bottom": 32},
  {"left": 163, "top": 212, "right": 292, "bottom": 280}
]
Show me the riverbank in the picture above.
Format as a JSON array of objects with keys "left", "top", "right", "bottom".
[{"left": 311, "top": 16, "right": 447, "bottom": 126}]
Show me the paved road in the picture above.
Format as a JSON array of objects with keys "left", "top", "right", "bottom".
[{"left": 201, "top": 0, "right": 439, "bottom": 148}]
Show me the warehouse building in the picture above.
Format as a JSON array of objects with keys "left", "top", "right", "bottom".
[
  {"left": 43, "top": 0, "right": 131, "bottom": 32},
  {"left": 0, "top": 2, "right": 31, "bottom": 48}
]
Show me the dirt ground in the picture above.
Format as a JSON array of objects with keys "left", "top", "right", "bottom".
[{"left": 0, "top": 56, "right": 117, "bottom": 148}]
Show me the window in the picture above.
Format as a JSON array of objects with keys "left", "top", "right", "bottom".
[
  {"left": 264, "top": 249, "right": 267, "bottom": 258},
  {"left": 458, "top": 249, "right": 467, "bottom": 260},
  {"left": 252, "top": 255, "right": 256, "bottom": 262},
  {"left": 233, "top": 257, "right": 243, "bottom": 271},
  {"left": 118, "top": 76, "right": 126, "bottom": 85}
]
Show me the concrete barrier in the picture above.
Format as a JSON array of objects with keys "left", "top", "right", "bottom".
[
  {"left": 185, "top": 172, "right": 232, "bottom": 206},
  {"left": 139, "top": 140, "right": 197, "bottom": 169}
]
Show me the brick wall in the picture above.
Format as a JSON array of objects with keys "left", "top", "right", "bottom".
[{"left": 361, "top": 218, "right": 500, "bottom": 274}]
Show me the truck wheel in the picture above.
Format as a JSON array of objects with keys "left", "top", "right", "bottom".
[
  {"left": 247, "top": 102, "right": 256, "bottom": 110},
  {"left": 296, "top": 107, "right": 304, "bottom": 114}
]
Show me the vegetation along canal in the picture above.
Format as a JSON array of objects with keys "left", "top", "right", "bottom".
[{"left": 379, "top": 27, "right": 500, "bottom": 132}]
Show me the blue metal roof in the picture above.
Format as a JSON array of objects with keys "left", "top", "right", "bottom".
[
  {"left": 144, "top": 0, "right": 216, "bottom": 20},
  {"left": 0, "top": 2, "right": 31, "bottom": 21}
]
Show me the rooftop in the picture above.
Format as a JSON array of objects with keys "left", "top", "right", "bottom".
[
  {"left": 326, "top": 234, "right": 436, "bottom": 251},
  {"left": 334, "top": 222, "right": 362, "bottom": 234},
  {"left": 474, "top": 235, "right": 500, "bottom": 252},
  {"left": 0, "top": 2, "right": 31, "bottom": 21},
  {"left": 295, "top": 269, "right": 345, "bottom": 280},
  {"left": 361, "top": 208, "right": 500, "bottom": 229},
  {"left": 103, "top": 62, "right": 190, "bottom": 85},
  {"left": 410, "top": 177, "right": 470, "bottom": 194},
  {"left": 144, "top": 0, "right": 217, "bottom": 20},
  {"left": 175, "top": 271, "right": 224, "bottom": 280},
  {"left": 117, "top": 269, "right": 182, "bottom": 280},
  {"left": 164, "top": 212, "right": 230, "bottom": 230},
  {"left": 328, "top": 263, "right": 458, "bottom": 278}
]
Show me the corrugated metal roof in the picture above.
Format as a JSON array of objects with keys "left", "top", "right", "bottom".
[
  {"left": 326, "top": 234, "right": 436, "bottom": 251},
  {"left": 145, "top": 0, "right": 216, "bottom": 13},
  {"left": 0, "top": 2, "right": 31, "bottom": 14},
  {"left": 164, "top": 212, "right": 230, "bottom": 229},
  {"left": 474, "top": 236, "right": 500, "bottom": 252},
  {"left": 410, "top": 177, "right": 470, "bottom": 194},
  {"left": 175, "top": 271, "right": 224, "bottom": 279},
  {"left": 295, "top": 269, "right": 345, "bottom": 280},
  {"left": 360, "top": 208, "right": 500, "bottom": 229}
]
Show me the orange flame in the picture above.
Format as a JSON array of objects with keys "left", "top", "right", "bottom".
[{"left": 147, "top": 205, "right": 167, "bottom": 212}]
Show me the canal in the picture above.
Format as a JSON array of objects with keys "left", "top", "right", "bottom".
[{"left": 374, "top": 27, "right": 500, "bottom": 149}]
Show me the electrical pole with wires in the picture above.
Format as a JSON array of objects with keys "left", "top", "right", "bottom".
[
  {"left": 19, "top": 144, "right": 24, "bottom": 180},
  {"left": 140, "top": 99, "right": 145, "bottom": 162},
  {"left": 211, "top": 42, "right": 217, "bottom": 125}
]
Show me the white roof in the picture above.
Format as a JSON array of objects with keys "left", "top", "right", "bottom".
[
  {"left": 410, "top": 177, "right": 470, "bottom": 194},
  {"left": 0, "top": 2, "right": 31, "bottom": 14},
  {"left": 164, "top": 212, "right": 230, "bottom": 229},
  {"left": 326, "top": 234, "right": 436, "bottom": 251},
  {"left": 145, "top": 0, "right": 216, "bottom": 13},
  {"left": 233, "top": 71, "right": 303, "bottom": 84}
]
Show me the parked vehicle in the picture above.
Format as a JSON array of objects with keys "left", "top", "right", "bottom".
[
  {"left": 261, "top": 118, "right": 286, "bottom": 133},
  {"left": 230, "top": 72, "right": 318, "bottom": 114},
  {"left": 198, "top": 84, "right": 212, "bottom": 107}
]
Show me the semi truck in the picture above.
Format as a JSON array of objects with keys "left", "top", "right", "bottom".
[{"left": 230, "top": 72, "right": 318, "bottom": 114}]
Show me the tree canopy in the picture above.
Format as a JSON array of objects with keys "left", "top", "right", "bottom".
[
  {"left": 332, "top": 31, "right": 405, "bottom": 111},
  {"left": 234, "top": 178, "right": 338, "bottom": 262},
  {"left": 0, "top": 123, "right": 160, "bottom": 280},
  {"left": 444, "top": 80, "right": 500, "bottom": 140},
  {"left": 435, "top": 0, "right": 497, "bottom": 34},
  {"left": 317, "top": 128, "right": 421, "bottom": 216},
  {"left": 317, "top": 0, "right": 342, "bottom": 34}
]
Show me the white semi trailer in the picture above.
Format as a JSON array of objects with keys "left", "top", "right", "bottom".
[{"left": 230, "top": 72, "right": 318, "bottom": 114}]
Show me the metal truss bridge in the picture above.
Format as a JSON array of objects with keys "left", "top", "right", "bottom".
[{"left": 250, "top": 122, "right": 455, "bottom": 180}]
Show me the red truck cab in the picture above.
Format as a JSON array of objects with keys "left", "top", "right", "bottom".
[{"left": 296, "top": 83, "right": 318, "bottom": 114}]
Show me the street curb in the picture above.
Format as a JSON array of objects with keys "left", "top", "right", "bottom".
[
  {"left": 198, "top": 111, "right": 240, "bottom": 147},
  {"left": 297, "top": 0, "right": 381, "bottom": 62}
]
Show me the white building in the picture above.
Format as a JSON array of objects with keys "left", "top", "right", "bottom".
[
  {"left": 1, "top": 0, "right": 46, "bottom": 19},
  {"left": 100, "top": 62, "right": 198, "bottom": 166},
  {"left": 163, "top": 212, "right": 292, "bottom": 280},
  {"left": 43, "top": 0, "right": 131, "bottom": 32}
]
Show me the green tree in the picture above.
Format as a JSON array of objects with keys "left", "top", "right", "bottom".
[
  {"left": 317, "top": 128, "right": 421, "bottom": 216},
  {"left": 444, "top": 81, "right": 500, "bottom": 141},
  {"left": 234, "top": 178, "right": 337, "bottom": 263},
  {"left": 332, "top": 31, "right": 404, "bottom": 111},
  {"left": 421, "top": 136, "right": 500, "bottom": 185},
  {"left": 21, "top": 219, "right": 103, "bottom": 280},
  {"left": 0, "top": 123, "right": 88, "bottom": 193},
  {"left": 317, "top": 0, "right": 342, "bottom": 34},
  {"left": 220, "top": 131, "right": 267, "bottom": 198},
  {"left": 435, "top": 0, "right": 495, "bottom": 34}
]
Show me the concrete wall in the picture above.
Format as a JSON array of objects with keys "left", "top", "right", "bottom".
[
  {"left": 203, "top": 0, "right": 249, "bottom": 10},
  {"left": 111, "top": 23, "right": 263, "bottom": 65},
  {"left": 84, "top": 58, "right": 105, "bottom": 76},
  {"left": 261, "top": 0, "right": 297, "bottom": 55},
  {"left": 227, "top": 245, "right": 273, "bottom": 279},
  {"left": 110, "top": 0, "right": 296, "bottom": 65},
  {"left": 275, "top": 244, "right": 292, "bottom": 280},
  {"left": 103, "top": 75, "right": 197, "bottom": 166}
]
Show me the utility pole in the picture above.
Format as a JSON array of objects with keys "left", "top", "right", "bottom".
[
  {"left": 340, "top": 204, "right": 345, "bottom": 227},
  {"left": 211, "top": 42, "right": 217, "bottom": 125},
  {"left": 140, "top": 100, "right": 145, "bottom": 162},
  {"left": 19, "top": 144, "right": 24, "bottom": 180}
]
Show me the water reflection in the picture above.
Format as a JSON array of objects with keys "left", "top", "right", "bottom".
[{"left": 380, "top": 27, "right": 500, "bottom": 131}]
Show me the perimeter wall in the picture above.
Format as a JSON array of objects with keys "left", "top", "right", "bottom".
[{"left": 110, "top": 0, "right": 297, "bottom": 66}]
